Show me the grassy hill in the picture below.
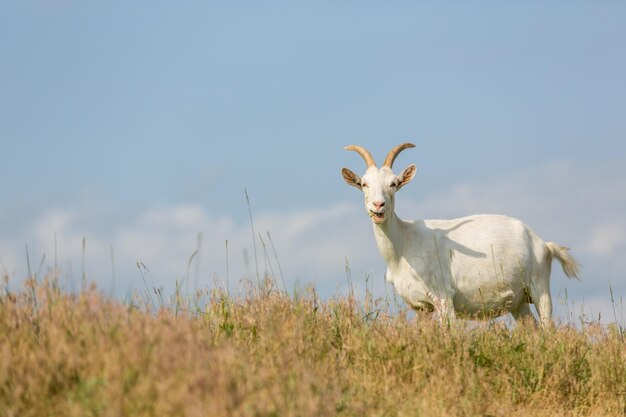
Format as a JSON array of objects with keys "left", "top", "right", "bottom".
[{"left": 1, "top": 277, "right": 624, "bottom": 417}]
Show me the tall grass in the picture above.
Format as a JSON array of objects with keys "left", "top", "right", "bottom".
[{"left": 1, "top": 275, "right": 624, "bottom": 417}]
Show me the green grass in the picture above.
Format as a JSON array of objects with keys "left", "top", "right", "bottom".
[{"left": 1, "top": 276, "right": 625, "bottom": 417}]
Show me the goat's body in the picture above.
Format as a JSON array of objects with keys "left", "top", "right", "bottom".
[{"left": 377, "top": 213, "right": 578, "bottom": 325}]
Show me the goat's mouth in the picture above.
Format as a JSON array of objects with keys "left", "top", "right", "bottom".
[{"left": 369, "top": 210, "right": 385, "bottom": 223}]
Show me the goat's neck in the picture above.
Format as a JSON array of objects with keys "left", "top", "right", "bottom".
[{"left": 372, "top": 211, "right": 406, "bottom": 265}]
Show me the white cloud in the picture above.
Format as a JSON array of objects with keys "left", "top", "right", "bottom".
[
  {"left": 0, "top": 241, "right": 19, "bottom": 278},
  {"left": 587, "top": 220, "right": 626, "bottom": 256},
  {"left": 34, "top": 208, "right": 73, "bottom": 243},
  {"left": 1, "top": 202, "right": 373, "bottom": 298}
]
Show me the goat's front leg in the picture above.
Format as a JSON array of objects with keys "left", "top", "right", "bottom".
[
  {"left": 434, "top": 297, "right": 456, "bottom": 328},
  {"left": 424, "top": 288, "right": 456, "bottom": 327}
]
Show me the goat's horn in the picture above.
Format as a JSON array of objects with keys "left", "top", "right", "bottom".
[
  {"left": 383, "top": 143, "right": 415, "bottom": 168},
  {"left": 344, "top": 145, "right": 376, "bottom": 168}
]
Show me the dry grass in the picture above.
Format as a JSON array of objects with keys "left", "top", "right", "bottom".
[{"left": 1, "top": 277, "right": 625, "bottom": 417}]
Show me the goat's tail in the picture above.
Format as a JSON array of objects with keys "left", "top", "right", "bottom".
[{"left": 545, "top": 242, "right": 581, "bottom": 279}]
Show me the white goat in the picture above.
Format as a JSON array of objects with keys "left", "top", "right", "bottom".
[{"left": 342, "top": 143, "right": 579, "bottom": 326}]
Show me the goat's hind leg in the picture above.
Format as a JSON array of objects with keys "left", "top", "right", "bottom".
[
  {"left": 511, "top": 303, "right": 538, "bottom": 327},
  {"left": 528, "top": 276, "right": 553, "bottom": 328}
]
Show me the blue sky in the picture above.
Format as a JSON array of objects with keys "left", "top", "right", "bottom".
[{"left": 1, "top": 1, "right": 625, "bottom": 323}]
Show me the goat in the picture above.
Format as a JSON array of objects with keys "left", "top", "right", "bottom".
[{"left": 341, "top": 143, "right": 579, "bottom": 326}]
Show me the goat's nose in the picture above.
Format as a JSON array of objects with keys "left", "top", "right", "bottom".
[{"left": 373, "top": 201, "right": 385, "bottom": 210}]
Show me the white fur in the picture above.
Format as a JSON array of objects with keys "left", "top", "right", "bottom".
[{"left": 343, "top": 156, "right": 579, "bottom": 326}]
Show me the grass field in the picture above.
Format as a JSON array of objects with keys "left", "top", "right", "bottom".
[{"left": 1, "top": 275, "right": 625, "bottom": 417}]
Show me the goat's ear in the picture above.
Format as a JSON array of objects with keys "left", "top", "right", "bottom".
[
  {"left": 392, "top": 164, "right": 417, "bottom": 190},
  {"left": 341, "top": 168, "right": 362, "bottom": 189}
]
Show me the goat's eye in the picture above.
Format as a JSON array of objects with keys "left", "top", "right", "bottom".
[{"left": 361, "top": 182, "right": 368, "bottom": 188}]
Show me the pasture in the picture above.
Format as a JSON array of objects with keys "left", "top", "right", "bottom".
[{"left": 1, "top": 276, "right": 624, "bottom": 417}]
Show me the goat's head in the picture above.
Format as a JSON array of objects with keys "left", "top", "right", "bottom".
[{"left": 341, "top": 143, "right": 417, "bottom": 225}]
